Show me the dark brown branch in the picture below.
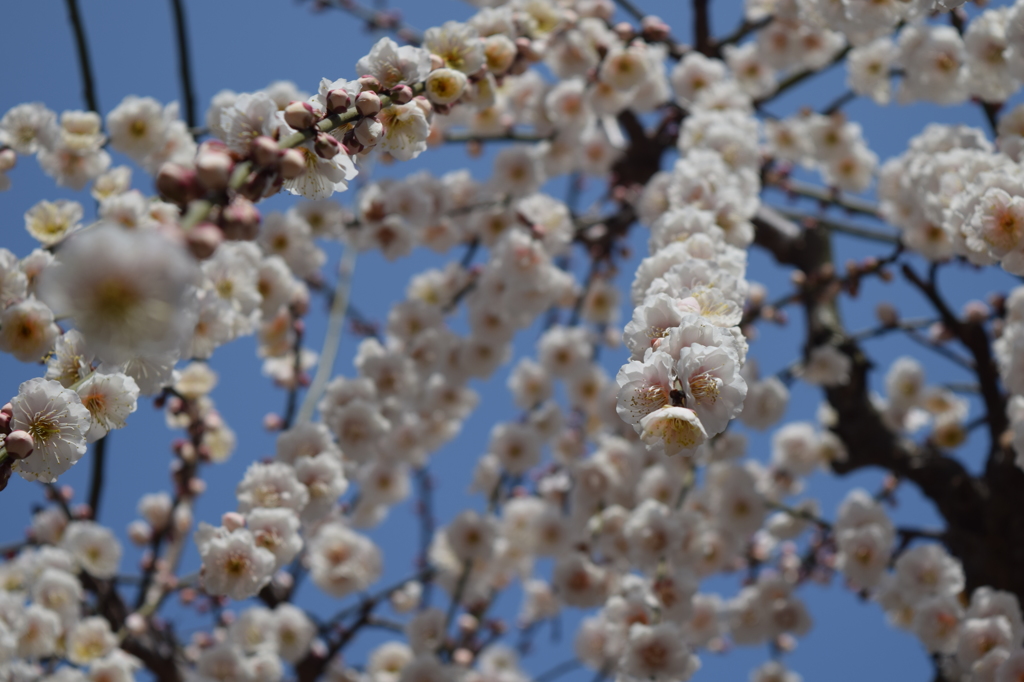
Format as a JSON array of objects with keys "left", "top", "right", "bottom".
[
  {"left": 692, "top": 0, "right": 712, "bottom": 56},
  {"left": 169, "top": 0, "right": 197, "bottom": 129},
  {"left": 901, "top": 264, "right": 1007, "bottom": 458},
  {"left": 63, "top": 0, "right": 99, "bottom": 113},
  {"left": 87, "top": 435, "right": 108, "bottom": 520}
]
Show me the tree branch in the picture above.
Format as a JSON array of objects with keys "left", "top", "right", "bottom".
[
  {"left": 87, "top": 435, "right": 108, "bottom": 520},
  {"left": 168, "top": 0, "right": 197, "bottom": 129},
  {"left": 63, "top": 0, "right": 99, "bottom": 113}
]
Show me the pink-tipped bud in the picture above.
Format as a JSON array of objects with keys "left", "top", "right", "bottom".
[
  {"left": 156, "top": 163, "right": 200, "bottom": 205},
  {"left": 127, "top": 520, "right": 152, "bottom": 546},
  {"left": 0, "top": 148, "right": 16, "bottom": 173},
  {"left": 641, "top": 16, "right": 671, "bottom": 42},
  {"left": 357, "top": 75, "right": 381, "bottom": 93},
  {"left": 354, "top": 117, "right": 383, "bottom": 147},
  {"left": 222, "top": 512, "right": 245, "bottom": 531},
  {"left": 876, "top": 302, "right": 898, "bottom": 327},
  {"left": 429, "top": 53, "right": 445, "bottom": 70},
  {"left": 314, "top": 132, "right": 342, "bottom": 159},
  {"left": 220, "top": 197, "right": 260, "bottom": 241},
  {"left": 342, "top": 131, "right": 364, "bottom": 155},
  {"left": 4, "top": 430, "right": 34, "bottom": 460},
  {"left": 185, "top": 222, "right": 224, "bottom": 260},
  {"left": 963, "top": 300, "right": 990, "bottom": 324},
  {"left": 283, "top": 101, "right": 319, "bottom": 130},
  {"left": 515, "top": 37, "right": 541, "bottom": 62},
  {"left": 126, "top": 613, "right": 148, "bottom": 636},
  {"left": 251, "top": 136, "right": 281, "bottom": 167},
  {"left": 0, "top": 408, "right": 9, "bottom": 435},
  {"left": 613, "top": 22, "right": 635, "bottom": 41},
  {"left": 263, "top": 413, "right": 284, "bottom": 431},
  {"left": 326, "top": 88, "right": 352, "bottom": 114},
  {"left": 279, "top": 148, "right": 306, "bottom": 179},
  {"left": 195, "top": 150, "right": 233, "bottom": 191},
  {"left": 389, "top": 84, "right": 414, "bottom": 104},
  {"left": 356, "top": 91, "right": 381, "bottom": 117}
]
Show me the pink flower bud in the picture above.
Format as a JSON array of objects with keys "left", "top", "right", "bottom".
[
  {"left": 876, "top": 302, "right": 899, "bottom": 327},
  {"left": 222, "top": 512, "right": 245, "bottom": 531},
  {"left": 429, "top": 53, "right": 445, "bottom": 71},
  {"left": 641, "top": 15, "right": 671, "bottom": 42},
  {"left": 515, "top": 37, "right": 541, "bottom": 62},
  {"left": 0, "top": 411, "right": 9, "bottom": 435},
  {"left": 326, "top": 88, "right": 352, "bottom": 114},
  {"left": 127, "top": 520, "right": 152, "bottom": 546},
  {"left": 263, "top": 413, "right": 284, "bottom": 431},
  {"left": 963, "top": 300, "right": 990, "bottom": 324},
  {"left": 0, "top": 148, "right": 16, "bottom": 173},
  {"left": 4, "top": 430, "right": 34, "bottom": 460},
  {"left": 613, "top": 22, "right": 634, "bottom": 41},
  {"left": 356, "top": 91, "right": 381, "bottom": 117},
  {"left": 155, "top": 163, "right": 200, "bottom": 205},
  {"left": 279, "top": 148, "right": 306, "bottom": 179},
  {"left": 185, "top": 222, "right": 224, "bottom": 260},
  {"left": 314, "top": 132, "right": 341, "bottom": 159},
  {"left": 283, "top": 101, "right": 319, "bottom": 130},
  {"left": 357, "top": 75, "right": 381, "bottom": 93},
  {"left": 195, "top": 150, "right": 233, "bottom": 191},
  {"left": 188, "top": 478, "right": 206, "bottom": 496},
  {"left": 125, "top": 613, "right": 147, "bottom": 636},
  {"left": 389, "top": 84, "right": 414, "bottom": 104},
  {"left": 220, "top": 197, "right": 260, "bottom": 241},
  {"left": 251, "top": 136, "right": 281, "bottom": 167}
]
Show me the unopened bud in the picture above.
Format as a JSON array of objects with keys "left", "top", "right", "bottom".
[
  {"left": 641, "top": 15, "right": 671, "bottom": 42},
  {"left": 326, "top": 88, "right": 352, "bottom": 114},
  {"left": 127, "top": 520, "right": 152, "bottom": 546},
  {"left": 614, "top": 22, "right": 635, "bottom": 41},
  {"left": 185, "top": 222, "right": 224, "bottom": 260},
  {"left": 452, "top": 648, "right": 474, "bottom": 666},
  {"left": 356, "top": 91, "right": 381, "bottom": 117},
  {"left": 457, "top": 613, "right": 479, "bottom": 633},
  {"left": 156, "top": 163, "right": 200, "bottom": 205},
  {"left": 357, "top": 75, "right": 381, "bottom": 93},
  {"left": 220, "top": 197, "right": 260, "bottom": 241},
  {"left": 279, "top": 148, "right": 306, "bottom": 180},
  {"left": 515, "top": 37, "right": 541, "bottom": 62},
  {"left": 251, "top": 136, "right": 281, "bottom": 167},
  {"left": 4, "top": 431, "right": 34, "bottom": 459},
  {"left": 222, "top": 512, "right": 245, "bottom": 531},
  {"left": 0, "top": 411, "right": 9, "bottom": 435},
  {"left": 876, "top": 302, "right": 899, "bottom": 327},
  {"left": 263, "top": 413, "right": 284, "bottom": 431},
  {"left": 314, "top": 132, "right": 342, "bottom": 159},
  {"left": 354, "top": 118, "right": 383, "bottom": 147},
  {"left": 195, "top": 150, "right": 233, "bottom": 191},
  {"left": 429, "top": 53, "right": 445, "bottom": 71},
  {"left": 0, "top": 148, "right": 16, "bottom": 172},
  {"left": 389, "top": 84, "right": 414, "bottom": 104},
  {"left": 963, "top": 300, "right": 990, "bottom": 324},
  {"left": 283, "top": 101, "right": 318, "bottom": 130},
  {"left": 188, "top": 478, "right": 206, "bottom": 496},
  {"left": 126, "top": 613, "right": 148, "bottom": 636}
]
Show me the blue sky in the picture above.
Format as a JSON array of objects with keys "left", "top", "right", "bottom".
[{"left": 1, "top": 0, "right": 1021, "bottom": 680}]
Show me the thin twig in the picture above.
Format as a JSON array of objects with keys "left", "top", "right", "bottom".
[
  {"left": 63, "top": 0, "right": 99, "bottom": 113},
  {"left": 168, "top": 0, "right": 198, "bottom": 129},
  {"left": 281, "top": 316, "right": 305, "bottom": 430},
  {"left": 296, "top": 247, "right": 357, "bottom": 425},
  {"left": 774, "top": 207, "right": 899, "bottom": 245},
  {"left": 87, "top": 435, "right": 108, "bottom": 520}
]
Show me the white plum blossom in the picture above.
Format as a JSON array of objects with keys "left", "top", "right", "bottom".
[{"left": 9, "top": 378, "right": 91, "bottom": 483}]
